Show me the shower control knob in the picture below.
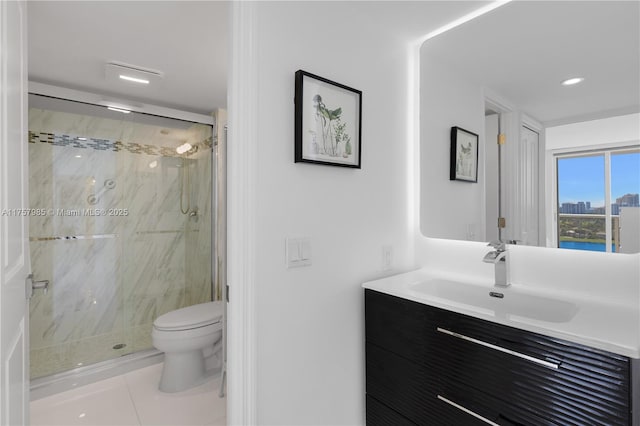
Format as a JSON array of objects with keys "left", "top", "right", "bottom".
[{"left": 31, "top": 276, "right": 50, "bottom": 294}]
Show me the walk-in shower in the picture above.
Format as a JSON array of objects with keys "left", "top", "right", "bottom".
[{"left": 27, "top": 94, "right": 218, "bottom": 381}]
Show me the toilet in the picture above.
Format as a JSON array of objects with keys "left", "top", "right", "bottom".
[{"left": 152, "top": 301, "right": 224, "bottom": 392}]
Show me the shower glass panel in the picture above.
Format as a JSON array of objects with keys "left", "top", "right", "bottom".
[{"left": 28, "top": 94, "right": 214, "bottom": 379}]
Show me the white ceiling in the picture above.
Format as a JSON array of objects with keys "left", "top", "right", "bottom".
[
  {"left": 29, "top": 1, "right": 636, "bottom": 124},
  {"left": 28, "top": 1, "right": 229, "bottom": 115},
  {"left": 27, "top": 1, "right": 490, "bottom": 116},
  {"left": 422, "top": 1, "right": 640, "bottom": 125}
]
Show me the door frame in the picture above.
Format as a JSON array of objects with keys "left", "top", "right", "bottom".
[
  {"left": 0, "top": 0, "right": 31, "bottom": 423},
  {"left": 226, "top": 2, "right": 258, "bottom": 424}
]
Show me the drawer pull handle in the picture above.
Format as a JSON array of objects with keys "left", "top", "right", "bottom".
[
  {"left": 437, "top": 395, "right": 500, "bottom": 426},
  {"left": 437, "top": 327, "right": 560, "bottom": 370}
]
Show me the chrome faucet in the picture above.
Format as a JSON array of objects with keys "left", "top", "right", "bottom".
[{"left": 483, "top": 241, "right": 509, "bottom": 287}]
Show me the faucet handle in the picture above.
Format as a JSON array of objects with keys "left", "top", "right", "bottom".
[
  {"left": 487, "top": 240, "right": 506, "bottom": 250},
  {"left": 483, "top": 251, "right": 499, "bottom": 263}
]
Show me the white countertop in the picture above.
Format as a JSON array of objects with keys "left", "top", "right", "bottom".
[{"left": 363, "top": 268, "right": 640, "bottom": 359}]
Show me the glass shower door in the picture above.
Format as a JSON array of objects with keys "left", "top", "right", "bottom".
[{"left": 28, "top": 94, "right": 213, "bottom": 379}]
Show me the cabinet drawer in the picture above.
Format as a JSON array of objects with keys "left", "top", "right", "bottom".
[
  {"left": 365, "top": 289, "right": 440, "bottom": 364},
  {"left": 436, "top": 316, "right": 631, "bottom": 425},
  {"left": 366, "top": 395, "right": 417, "bottom": 426},
  {"left": 367, "top": 342, "right": 488, "bottom": 425},
  {"left": 436, "top": 386, "right": 562, "bottom": 426},
  {"left": 368, "top": 342, "right": 567, "bottom": 426}
]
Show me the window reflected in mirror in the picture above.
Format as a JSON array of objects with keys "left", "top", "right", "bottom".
[{"left": 556, "top": 148, "right": 640, "bottom": 253}]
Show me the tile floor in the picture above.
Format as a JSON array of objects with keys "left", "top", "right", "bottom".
[{"left": 30, "top": 363, "right": 226, "bottom": 426}]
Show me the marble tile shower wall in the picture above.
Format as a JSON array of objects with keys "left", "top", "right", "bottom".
[
  {"left": 28, "top": 108, "right": 213, "bottom": 379},
  {"left": 185, "top": 148, "right": 213, "bottom": 309}
]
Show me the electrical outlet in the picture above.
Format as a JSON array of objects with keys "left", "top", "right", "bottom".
[
  {"left": 466, "top": 223, "right": 476, "bottom": 240},
  {"left": 382, "top": 245, "right": 392, "bottom": 271}
]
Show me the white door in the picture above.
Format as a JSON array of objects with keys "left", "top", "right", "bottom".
[
  {"left": 484, "top": 114, "right": 499, "bottom": 243},
  {"left": 520, "top": 125, "right": 540, "bottom": 246},
  {"left": 0, "top": 0, "right": 30, "bottom": 424}
]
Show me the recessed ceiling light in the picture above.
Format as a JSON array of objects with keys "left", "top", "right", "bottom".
[
  {"left": 75, "top": 154, "right": 82, "bottom": 158},
  {"left": 149, "top": 160, "right": 158, "bottom": 169},
  {"left": 105, "top": 62, "right": 163, "bottom": 85},
  {"left": 561, "top": 77, "right": 585, "bottom": 86},
  {"left": 107, "top": 106, "right": 131, "bottom": 114},
  {"left": 119, "top": 75, "right": 150, "bottom": 85}
]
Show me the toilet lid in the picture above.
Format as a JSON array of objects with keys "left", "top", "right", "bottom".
[{"left": 154, "top": 301, "right": 224, "bottom": 331}]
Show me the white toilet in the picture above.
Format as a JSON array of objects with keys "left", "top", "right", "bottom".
[{"left": 152, "top": 301, "right": 224, "bottom": 392}]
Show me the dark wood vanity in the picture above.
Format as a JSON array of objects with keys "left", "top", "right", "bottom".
[{"left": 365, "top": 289, "right": 640, "bottom": 425}]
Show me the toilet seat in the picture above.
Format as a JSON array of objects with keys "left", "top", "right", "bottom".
[{"left": 154, "top": 301, "right": 223, "bottom": 331}]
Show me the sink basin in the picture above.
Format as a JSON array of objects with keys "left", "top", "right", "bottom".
[{"left": 410, "top": 279, "right": 579, "bottom": 323}]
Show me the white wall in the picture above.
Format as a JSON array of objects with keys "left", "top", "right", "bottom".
[
  {"left": 247, "top": 3, "right": 415, "bottom": 424},
  {"left": 546, "top": 113, "right": 640, "bottom": 151},
  {"left": 420, "top": 51, "right": 485, "bottom": 240}
]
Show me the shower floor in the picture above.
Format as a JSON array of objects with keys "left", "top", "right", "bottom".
[{"left": 31, "top": 325, "right": 153, "bottom": 379}]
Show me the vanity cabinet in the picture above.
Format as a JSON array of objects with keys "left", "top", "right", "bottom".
[{"left": 365, "top": 289, "right": 639, "bottom": 426}]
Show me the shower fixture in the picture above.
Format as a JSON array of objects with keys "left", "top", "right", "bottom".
[
  {"left": 189, "top": 207, "right": 199, "bottom": 222},
  {"left": 180, "top": 158, "right": 191, "bottom": 214},
  {"left": 178, "top": 143, "right": 200, "bottom": 215},
  {"left": 87, "top": 179, "right": 116, "bottom": 205}
]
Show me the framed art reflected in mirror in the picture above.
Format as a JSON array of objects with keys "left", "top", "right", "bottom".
[{"left": 450, "top": 126, "right": 478, "bottom": 182}]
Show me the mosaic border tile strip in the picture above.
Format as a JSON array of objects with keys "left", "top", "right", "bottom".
[
  {"left": 135, "top": 230, "right": 184, "bottom": 235},
  {"left": 28, "top": 132, "right": 212, "bottom": 158},
  {"left": 30, "top": 234, "right": 117, "bottom": 242}
]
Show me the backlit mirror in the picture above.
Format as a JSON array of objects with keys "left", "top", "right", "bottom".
[{"left": 420, "top": 0, "right": 640, "bottom": 253}]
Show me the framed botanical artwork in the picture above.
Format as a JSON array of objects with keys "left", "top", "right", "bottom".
[
  {"left": 450, "top": 126, "right": 479, "bottom": 182},
  {"left": 294, "top": 70, "right": 362, "bottom": 168}
]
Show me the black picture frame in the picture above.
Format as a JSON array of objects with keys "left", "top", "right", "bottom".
[
  {"left": 295, "top": 70, "right": 362, "bottom": 168},
  {"left": 450, "top": 126, "right": 479, "bottom": 182}
]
